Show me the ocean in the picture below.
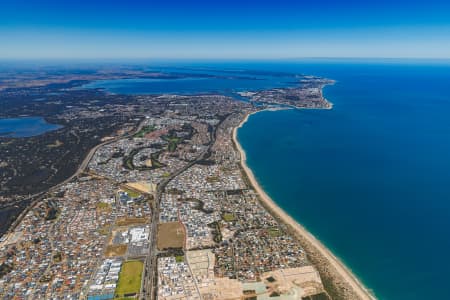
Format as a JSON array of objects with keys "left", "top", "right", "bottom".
[
  {"left": 236, "top": 60, "right": 450, "bottom": 300},
  {"left": 87, "top": 59, "right": 450, "bottom": 299}
]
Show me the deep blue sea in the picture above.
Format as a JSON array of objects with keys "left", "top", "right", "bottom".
[
  {"left": 236, "top": 61, "right": 450, "bottom": 300},
  {"left": 85, "top": 60, "right": 450, "bottom": 300},
  {"left": 0, "top": 117, "right": 62, "bottom": 137}
]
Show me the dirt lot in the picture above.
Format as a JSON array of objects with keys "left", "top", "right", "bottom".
[
  {"left": 115, "top": 217, "right": 148, "bottom": 226},
  {"left": 105, "top": 244, "right": 128, "bottom": 257},
  {"left": 157, "top": 222, "right": 185, "bottom": 250}
]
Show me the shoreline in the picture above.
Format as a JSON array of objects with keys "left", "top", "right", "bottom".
[{"left": 232, "top": 110, "right": 376, "bottom": 300}]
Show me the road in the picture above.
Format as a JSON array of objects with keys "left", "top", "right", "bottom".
[
  {"left": 141, "top": 117, "right": 224, "bottom": 300},
  {"left": 4, "top": 120, "right": 146, "bottom": 236}
]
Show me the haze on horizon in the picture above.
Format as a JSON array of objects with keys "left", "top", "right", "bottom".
[{"left": 1, "top": 0, "right": 450, "bottom": 60}]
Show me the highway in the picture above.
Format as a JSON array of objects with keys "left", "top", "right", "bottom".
[
  {"left": 5, "top": 120, "right": 145, "bottom": 236},
  {"left": 141, "top": 117, "right": 223, "bottom": 300}
]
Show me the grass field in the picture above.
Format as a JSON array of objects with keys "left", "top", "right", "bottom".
[
  {"left": 222, "top": 212, "right": 236, "bottom": 222},
  {"left": 115, "top": 260, "right": 144, "bottom": 297},
  {"left": 164, "top": 136, "right": 181, "bottom": 152},
  {"left": 96, "top": 202, "right": 111, "bottom": 210},
  {"left": 206, "top": 176, "right": 220, "bottom": 183},
  {"left": 157, "top": 222, "right": 185, "bottom": 250},
  {"left": 267, "top": 227, "right": 282, "bottom": 237},
  {"left": 122, "top": 188, "right": 142, "bottom": 198},
  {"left": 133, "top": 125, "right": 156, "bottom": 138},
  {"left": 97, "top": 225, "right": 110, "bottom": 236}
]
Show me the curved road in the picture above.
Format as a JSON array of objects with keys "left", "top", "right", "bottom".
[{"left": 5, "top": 120, "right": 145, "bottom": 235}]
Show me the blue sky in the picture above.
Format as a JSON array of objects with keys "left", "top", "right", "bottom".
[{"left": 1, "top": 0, "right": 450, "bottom": 59}]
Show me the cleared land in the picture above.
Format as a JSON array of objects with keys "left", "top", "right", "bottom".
[
  {"left": 157, "top": 222, "right": 185, "bottom": 250},
  {"left": 116, "top": 217, "right": 147, "bottom": 226},
  {"left": 115, "top": 260, "right": 144, "bottom": 297},
  {"left": 124, "top": 182, "right": 156, "bottom": 194},
  {"left": 105, "top": 245, "right": 128, "bottom": 257}
]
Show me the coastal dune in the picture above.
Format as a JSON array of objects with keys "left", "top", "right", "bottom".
[{"left": 233, "top": 111, "right": 376, "bottom": 300}]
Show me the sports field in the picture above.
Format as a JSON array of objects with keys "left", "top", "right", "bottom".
[{"left": 115, "top": 260, "right": 144, "bottom": 297}]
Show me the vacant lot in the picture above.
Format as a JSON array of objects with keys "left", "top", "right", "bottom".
[
  {"left": 116, "top": 217, "right": 147, "bottom": 226},
  {"left": 222, "top": 212, "right": 236, "bottom": 222},
  {"left": 157, "top": 222, "right": 185, "bottom": 250},
  {"left": 124, "top": 181, "right": 156, "bottom": 194},
  {"left": 115, "top": 260, "right": 144, "bottom": 297},
  {"left": 105, "top": 244, "right": 128, "bottom": 257}
]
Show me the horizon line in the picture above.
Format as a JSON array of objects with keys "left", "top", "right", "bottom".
[{"left": 1, "top": 57, "right": 450, "bottom": 63}]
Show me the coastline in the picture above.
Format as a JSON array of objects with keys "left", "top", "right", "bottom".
[{"left": 232, "top": 110, "right": 376, "bottom": 300}]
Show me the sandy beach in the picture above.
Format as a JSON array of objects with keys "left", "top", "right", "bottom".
[{"left": 233, "top": 110, "right": 376, "bottom": 300}]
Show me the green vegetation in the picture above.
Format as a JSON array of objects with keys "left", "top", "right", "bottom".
[
  {"left": 151, "top": 159, "right": 163, "bottom": 168},
  {"left": 115, "top": 260, "right": 144, "bottom": 297},
  {"left": 98, "top": 225, "right": 110, "bottom": 235},
  {"left": 133, "top": 125, "right": 156, "bottom": 138},
  {"left": 53, "top": 252, "right": 62, "bottom": 262},
  {"left": 302, "top": 293, "right": 330, "bottom": 300},
  {"left": 45, "top": 206, "right": 59, "bottom": 221},
  {"left": 206, "top": 176, "right": 220, "bottom": 183},
  {"left": 175, "top": 255, "right": 184, "bottom": 263},
  {"left": 96, "top": 202, "right": 110, "bottom": 210},
  {"left": 270, "top": 291, "right": 281, "bottom": 297},
  {"left": 123, "top": 148, "right": 164, "bottom": 171},
  {"left": 148, "top": 151, "right": 163, "bottom": 168},
  {"left": 124, "top": 157, "right": 134, "bottom": 170},
  {"left": 267, "top": 227, "right": 282, "bottom": 237},
  {"left": 222, "top": 213, "right": 236, "bottom": 222},
  {"left": 0, "top": 263, "right": 13, "bottom": 278},
  {"left": 163, "top": 135, "right": 181, "bottom": 152},
  {"left": 122, "top": 188, "right": 141, "bottom": 198},
  {"left": 209, "top": 221, "right": 222, "bottom": 243},
  {"left": 122, "top": 148, "right": 141, "bottom": 170}
]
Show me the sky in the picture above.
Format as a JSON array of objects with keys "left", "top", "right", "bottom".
[{"left": 1, "top": 0, "right": 450, "bottom": 59}]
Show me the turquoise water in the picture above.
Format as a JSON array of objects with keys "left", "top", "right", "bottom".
[
  {"left": 237, "top": 61, "right": 450, "bottom": 300},
  {"left": 0, "top": 117, "right": 62, "bottom": 137}
]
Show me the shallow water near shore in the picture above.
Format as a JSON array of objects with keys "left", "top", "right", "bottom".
[{"left": 236, "top": 61, "right": 450, "bottom": 300}]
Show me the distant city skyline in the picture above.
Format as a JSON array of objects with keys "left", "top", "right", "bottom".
[{"left": 1, "top": 0, "right": 450, "bottom": 59}]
